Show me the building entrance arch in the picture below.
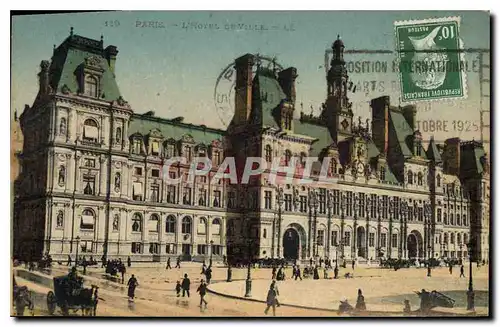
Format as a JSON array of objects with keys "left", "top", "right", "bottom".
[{"left": 282, "top": 223, "right": 307, "bottom": 260}]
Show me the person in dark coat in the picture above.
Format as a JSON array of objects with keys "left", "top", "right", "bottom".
[
  {"left": 334, "top": 265, "right": 339, "bottom": 279},
  {"left": 355, "top": 289, "right": 366, "bottom": 310},
  {"left": 201, "top": 262, "right": 207, "bottom": 275},
  {"left": 181, "top": 273, "right": 191, "bottom": 297},
  {"left": 427, "top": 266, "right": 432, "bottom": 277},
  {"left": 313, "top": 266, "right": 320, "bottom": 280},
  {"left": 309, "top": 258, "right": 313, "bottom": 266},
  {"left": 295, "top": 265, "right": 302, "bottom": 280},
  {"left": 319, "top": 258, "right": 323, "bottom": 267},
  {"left": 460, "top": 265, "right": 465, "bottom": 277},
  {"left": 352, "top": 260, "right": 355, "bottom": 270},
  {"left": 120, "top": 264, "right": 126, "bottom": 284},
  {"left": 127, "top": 256, "right": 131, "bottom": 268},
  {"left": 166, "top": 257, "right": 172, "bottom": 269},
  {"left": 272, "top": 266, "right": 277, "bottom": 280},
  {"left": 449, "top": 263, "right": 453, "bottom": 274},
  {"left": 205, "top": 266, "right": 212, "bottom": 284},
  {"left": 67, "top": 255, "right": 72, "bottom": 266},
  {"left": 127, "top": 274, "right": 138, "bottom": 299},
  {"left": 197, "top": 279, "right": 208, "bottom": 308}
]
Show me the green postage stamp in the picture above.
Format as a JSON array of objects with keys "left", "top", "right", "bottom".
[{"left": 395, "top": 16, "right": 467, "bottom": 103}]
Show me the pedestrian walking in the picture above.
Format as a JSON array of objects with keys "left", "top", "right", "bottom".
[
  {"left": 449, "top": 264, "right": 453, "bottom": 275},
  {"left": 334, "top": 265, "right": 339, "bottom": 279},
  {"left": 427, "top": 266, "right": 431, "bottom": 277},
  {"left": 175, "top": 280, "right": 182, "bottom": 297},
  {"left": 352, "top": 260, "right": 355, "bottom": 270},
  {"left": 127, "top": 274, "right": 138, "bottom": 300},
  {"left": 181, "top": 273, "right": 191, "bottom": 297},
  {"left": 201, "top": 262, "right": 207, "bottom": 275},
  {"left": 175, "top": 256, "right": 181, "bottom": 269},
  {"left": 264, "top": 281, "right": 279, "bottom": 316},
  {"left": 166, "top": 257, "right": 172, "bottom": 269},
  {"left": 121, "top": 264, "right": 126, "bottom": 284},
  {"left": 205, "top": 265, "right": 212, "bottom": 284},
  {"left": 356, "top": 289, "right": 366, "bottom": 310},
  {"left": 67, "top": 255, "right": 72, "bottom": 266},
  {"left": 460, "top": 265, "right": 465, "bottom": 277},
  {"left": 197, "top": 279, "right": 208, "bottom": 308},
  {"left": 295, "top": 265, "right": 302, "bottom": 280},
  {"left": 309, "top": 257, "right": 313, "bottom": 266},
  {"left": 272, "top": 266, "right": 277, "bottom": 280},
  {"left": 101, "top": 255, "right": 106, "bottom": 268},
  {"left": 127, "top": 256, "right": 131, "bottom": 268}
]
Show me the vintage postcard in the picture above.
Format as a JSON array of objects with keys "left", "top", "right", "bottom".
[{"left": 10, "top": 11, "right": 491, "bottom": 318}]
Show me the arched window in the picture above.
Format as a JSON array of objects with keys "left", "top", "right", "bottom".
[
  {"left": 444, "top": 233, "right": 449, "bottom": 244},
  {"left": 182, "top": 216, "right": 192, "bottom": 234},
  {"left": 84, "top": 75, "right": 98, "bottom": 97},
  {"left": 212, "top": 218, "right": 221, "bottom": 235},
  {"left": 436, "top": 174, "right": 441, "bottom": 187},
  {"left": 81, "top": 208, "right": 95, "bottom": 230},
  {"left": 165, "top": 215, "right": 176, "bottom": 233},
  {"left": 463, "top": 214, "right": 467, "bottom": 226},
  {"left": 417, "top": 172, "right": 423, "bottom": 186},
  {"left": 439, "top": 234, "right": 442, "bottom": 244},
  {"left": 83, "top": 119, "right": 99, "bottom": 142},
  {"left": 149, "top": 214, "right": 159, "bottom": 232},
  {"left": 197, "top": 217, "right": 207, "bottom": 234},
  {"left": 463, "top": 233, "right": 468, "bottom": 245},
  {"left": 457, "top": 233, "right": 461, "bottom": 244},
  {"left": 444, "top": 213, "right": 448, "bottom": 225},
  {"left": 284, "top": 150, "right": 292, "bottom": 166},
  {"left": 450, "top": 233, "right": 455, "bottom": 244},
  {"left": 265, "top": 145, "right": 272, "bottom": 162},
  {"left": 132, "top": 213, "right": 142, "bottom": 232},
  {"left": 450, "top": 214, "right": 454, "bottom": 225},
  {"left": 408, "top": 170, "right": 413, "bottom": 185}
]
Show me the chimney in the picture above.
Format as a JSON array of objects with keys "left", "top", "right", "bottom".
[
  {"left": 104, "top": 45, "right": 119, "bottom": 73},
  {"left": 234, "top": 53, "right": 255, "bottom": 125},
  {"left": 370, "top": 96, "right": 390, "bottom": 156},
  {"left": 278, "top": 67, "right": 298, "bottom": 104},
  {"left": 443, "top": 137, "right": 461, "bottom": 175},
  {"left": 38, "top": 60, "right": 50, "bottom": 95},
  {"left": 401, "top": 104, "right": 417, "bottom": 131}
]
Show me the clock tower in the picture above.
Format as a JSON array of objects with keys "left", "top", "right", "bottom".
[{"left": 322, "top": 35, "right": 354, "bottom": 144}]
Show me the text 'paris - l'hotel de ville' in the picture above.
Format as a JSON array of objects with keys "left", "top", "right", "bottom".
[{"left": 12, "top": 30, "right": 490, "bottom": 264}]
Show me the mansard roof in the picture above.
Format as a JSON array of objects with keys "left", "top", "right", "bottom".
[
  {"left": 48, "top": 32, "right": 122, "bottom": 101},
  {"left": 128, "top": 113, "right": 225, "bottom": 145}
]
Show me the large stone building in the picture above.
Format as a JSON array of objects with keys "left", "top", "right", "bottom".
[{"left": 14, "top": 31, "right": 490, "bottom": 264}]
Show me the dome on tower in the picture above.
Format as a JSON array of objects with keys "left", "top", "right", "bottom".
[{"left": 333, "top": 35, "right": 344, "bottom": 48}]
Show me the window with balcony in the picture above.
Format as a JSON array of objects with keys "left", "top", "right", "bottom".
[
  {"left": 83, "top": 175, "right": 96, "bottom": 195},
  {"left": 83, "top": 119, "right": 99, "bottom": 143}
]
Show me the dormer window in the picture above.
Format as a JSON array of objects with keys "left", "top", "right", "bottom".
[
  {"left": 132, "top": 138, "right": 143, "bottom": 154},
  {"left": 84, "top": 75, "right": 98, "bottom": 97},
  {"left": 151, "top": 141, "right": 160, "bottom": 156},
  {"left": 184, "top": 145, "right": 192, "bottom": 161},
  {"left": 165, "top": 142, "right": 176, "bottom": 159}
]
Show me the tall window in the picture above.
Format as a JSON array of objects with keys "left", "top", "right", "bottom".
[
  {"left": 131, "top": 242, "right": 142, "bottom": 254},
  {"left": 227, "top": 191, "right": 236, "bottom": 208},
  {"left": 151, "top": 141, "right": 160, "bottom": 156},
  {"left": 83, "top": 119, "right": 99, "bottom": 143},
  {"left": 369, "top": 232, "right": 375, "bottom": 247},
  {"left": 197, "top": 217, "right": 207, "bottom": 234},
  {"left": 408, "top": 170, "right": 413, "bottom": 185},
  {"left": 183, "top": 187, "right": 192, "bottom": 205},
  {"left": 84, "top": 75, "right": 98, "bottom": 97},
  {"left": 265, "top": 145, "right": 272, "bottom": 162},
  {"left": 381, "top": 233, "right": 387, "bottom": 247},
  {"left": 132, "top": 138, "right": 142, "bottom": 154},
  {"left": 198, "top": 189, "right": 207, "bottom": 206},
  {"left": 382, "top": 195, "right": 388, "bottom": 219},
  {"left": 299, "top": 195, "right": 307, "bottom": 213},
  {"left": 83, "top": 174, "right": 96, "bottom": 195},
  {"left": 183, "top": 145, "right": 192, "bottom": 162},
  {"left": 150, "top": 184, "right": 160, "bottom": 202},
  {"left": 392, "top": 234, "right": 398, "bottom": 247},
  {"left": 182, "top": 216, "right": 192, "bottom": 234},
  {"left": 344, "top": 231, "right": 351, "bottom": 246},
  {"left": 436, "top": 174, "right": 441, "bottom": 187},
  {"left": 264, "top": 191, "right": 272, "bottom": 209},
  {"left": 346, "top": 191, "right": 353, "bottom": 216},
  {"left": 212, "top": 218, "right": 221, "bottom": 235},
  {"left": 417, "top": 172, "right": 423, "bottom": 186},
  {"left": 318, "top": 188, "right": 326, "bottom": 214},
  {"left": 213, "top": 190, "right": 221, "bottom": 207},
  {"left": 359, "top": 193, "right": 365, "bottom": 218},
  {"left": 437, "top": 208, "right": 442, "bottom": 223},
  {"left": 284, "top": 150, "right": 292, "bottom": 166},
  {"left": 317, "top": 230, "right": 325, "bottom": 246},
  {"left": 132, "top": 213, "right": 142, "bottom": 232},
  {"left": 212, "top": 150, "right": 221, "bottom": 166},
  {"left": 167, "top": 185, "right": 175, "bottom": 203},
  {"left": 166, "top": 143, "right": 176, "bottom": 158},
  {"left": 149, "top": 214, "right": 159, "bottom": 232},
  {"left": 165, "top": 215, "right": 176, "bottom": 233},
  {"left": 333, "top": 190, "right": 340, "bottom": 215}
]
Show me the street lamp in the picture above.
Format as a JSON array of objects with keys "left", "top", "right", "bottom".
[
  {"left": 401, "top": 200, "right": 408, "bottom": 259},
  {"left": 209, "top": 240, "right": 214, "bottom": 267},
  {"left": 245, "top": 240, "right": 252, "bottom": 297},
  {"left": 75, "top": 236, "right": 81, "bottom": 267},
  {"left": 352, "top": 194, "right": 359, "bottom": 260},
  {"left": 388, "top": 198, "right": 394, "bottom": 259},
  {"left": 365, "top": 197, "right": 371, "bottom": 260},
  {"left": 340, "top": 193, "right": 346, "bottom": 260},
  {"left": 466, "top": 241, "right": 475, "bottom": 311}
]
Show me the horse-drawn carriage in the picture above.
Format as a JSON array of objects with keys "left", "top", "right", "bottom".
[{"left": 46, "top": 275, "right": 99, "bottom": 316}]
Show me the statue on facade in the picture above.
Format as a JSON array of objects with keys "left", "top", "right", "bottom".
[
  {"left": 115, "top": 173, "right": 121, "bottom": 189},
  {"left": 56, "top": 211, "right": 64, "bottom": 227},
  {"left": 59, "top": 118, "right": 67, "bottom": 135},
  {"left": 113, "top": 215, "right": 119, "bottom": 231},
  {"left": 58, "top": 165, "right": 66, "bottom": 185}
]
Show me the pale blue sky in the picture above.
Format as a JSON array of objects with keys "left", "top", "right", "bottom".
[{"left": 12, "top": 11, "right": 490, "bottom": 142}]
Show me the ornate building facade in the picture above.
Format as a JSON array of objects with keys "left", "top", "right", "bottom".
[{"left": 14, "top": 31, "right": 490, "bottom": 264}]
